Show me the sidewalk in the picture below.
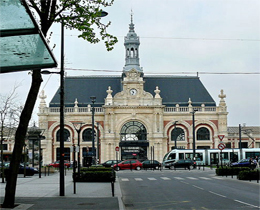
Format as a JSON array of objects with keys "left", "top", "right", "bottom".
[{"left": 0, "top": 170, "right": 124, "bottom": 210}]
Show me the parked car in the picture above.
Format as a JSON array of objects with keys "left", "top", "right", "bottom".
[
  {"left": 166, "top": 159, "right": 196, "bottom": 170},
  {"left": 102, "top": 160, "right": 121, "bottom": 167},
  {"left": 49, "top": 160, "right": 71, "bottom": 168},
  {"left": 142, "top": 160, "right": 161, "bottom": 169},
  {"left": 113, "top": 159, "right": 142, "bottom": 171},
  {"left": 3, "top": 163, "right": 38, "bottom": 176},
  {"left": 230, "top": 159, "right": 256, "bottom": 169}
]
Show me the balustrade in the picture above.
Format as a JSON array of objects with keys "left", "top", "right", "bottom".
[{"left": 47, "top": 106, "right": 216, "bottom": 113}]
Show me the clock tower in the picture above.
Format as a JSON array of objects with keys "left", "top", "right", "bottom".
[{"left": 123, "top": 13, "right": 143, "bottom": 75}]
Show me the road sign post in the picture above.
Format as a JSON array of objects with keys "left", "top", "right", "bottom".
[{"left": 218, "top": 142, "right": 226, "bottom": 168}]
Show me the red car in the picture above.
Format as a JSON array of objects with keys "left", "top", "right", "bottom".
[
  {"left": 113, "top": 159, "right": 142, "bottom": 171},
  {"left": 49, "top": 160, "right": 70, "bottom": 168}
]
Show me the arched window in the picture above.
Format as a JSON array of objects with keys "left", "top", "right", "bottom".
[
  {"left": 56, "top": 129, "right": 70, "bottom": 142},
  {"left": 197, "top": 127, "right": 210, "bottom": 140},
  {"left": 120, "top": 121, "right": 147, "bottom": 141},
  {"left": 171, "top": 128, "right": 185, "bottom": 141},
  {"left": 82, "top": 128, "right": 95, "bottom": 142}
]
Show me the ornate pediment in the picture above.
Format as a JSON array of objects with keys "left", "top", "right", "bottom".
[{"left": 124, "top": 69, "right": 143, "bottom": 82}]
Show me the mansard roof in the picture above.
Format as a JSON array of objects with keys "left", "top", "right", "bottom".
[{"left": 49, "top": 75, "right": 216, "bottom": 107}]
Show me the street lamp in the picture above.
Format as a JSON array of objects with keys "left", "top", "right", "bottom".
[
  {"left": 90, "top": 96, "right": 96, "bottom": 165},
  {"left": 173, "top": 121, "right": 178, "bottom": 149},
  {"left": 96, "top": 122, "right": 100, "bottom": 164},
  {"left": 41, "top": 14, "right": 65, "bottom": 196},
  {"left": 191, "top": 109, "right": 198, "bottom": 160},
  {"left": 72, "top": 122, "right": 84, "bottom": 173}
]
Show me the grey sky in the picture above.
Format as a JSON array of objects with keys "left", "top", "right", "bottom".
[{"left": 0, "top": 0, "right": 259, "bottom": 126}]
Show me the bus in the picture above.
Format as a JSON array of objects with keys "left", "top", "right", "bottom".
[{"left": 162, "top": 148, "right": 260, "bottom": 166}]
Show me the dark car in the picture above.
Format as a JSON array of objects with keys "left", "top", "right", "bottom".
[
  {"left": 230, "top": 159, "right": 256, "bottom": 169},
  {"left": 102, "top": 160, "right": 121, "bottom": 167},
  {"left": 113, "top": 159, "right": 142, "bottom": 171},
  {"left": 49, "top": 160, "right": 71, "bottom": 168},
  {"left": 3, "top": 163, "right": 38, "bottom": 176},
  {"left": 167, "top": 159, "right": 196, "bottom": 170},
  {"left": 142, "top": 160, "right": 161, "bottom": 169}
]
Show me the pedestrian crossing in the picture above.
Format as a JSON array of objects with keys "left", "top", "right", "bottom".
[{"left": 120, "top": 176, "right": 223, "bottom": 182}]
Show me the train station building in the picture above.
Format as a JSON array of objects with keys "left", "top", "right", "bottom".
[{"left": 36, "top": 17, "right": 259, "bottom": 165}]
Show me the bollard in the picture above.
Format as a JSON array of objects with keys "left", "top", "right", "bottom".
[
  {"left": 226, "top": 166, "right": 227, "bottom": 177},
  {"left": 48, "top": 166, "right": 50, "bottom": 176},
  {"left": 257, "top": 170, "right": 259, "bottom": 183},
  {"left": 111, "top": 181, "right": 115, "bottom": 197}
]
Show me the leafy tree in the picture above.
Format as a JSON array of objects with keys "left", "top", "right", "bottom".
[{"left": 2, "top": 0, "right": 117, "bottom": 207}]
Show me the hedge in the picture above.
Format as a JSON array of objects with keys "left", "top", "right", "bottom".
[
  {"left": 73, "top": 167, "right": 116, "bottom": 182},
  {"left": 238, "top": 169, "right": 260, "bottom": 180},
  {"left": 215, "top": 167, "right": 250, "bottom": 176}
]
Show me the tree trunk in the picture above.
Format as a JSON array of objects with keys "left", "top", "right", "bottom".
[{"left": 2, "top": 70, "right": 42, "bottom": 208}]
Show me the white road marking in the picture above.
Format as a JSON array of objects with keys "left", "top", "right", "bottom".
[
  {"left": 135, "top": 178, "right": 143, "bottom": 181},
  {"left": 192, "top": 185, "right": 204, "bottom": 190},
  {"left": 199, "top": 177, "right": 212, "bottom": 180},
  {"left": 209, "top": 191, "right": 226, "bottom": 198},
  {"left": 187, "top": 177, "right": 198, "bottom": 180},
  {"left": 148, "top": 178, "right": 157, "bottom": 180},
  {"left": 161, "top": 177, "right": 171, "bottom": 180},
  {"left": 212, "top": 177, "right": 223, "bottom": 179},
  {"left": 121, "top": 178, "right": 129, "bottom": 181},
  {"left": 234, "top": 200, "right": 260, "bottom": 209}
]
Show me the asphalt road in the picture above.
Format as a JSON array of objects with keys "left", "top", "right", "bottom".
[{"left": 117, "top": 168, "right": 260, "bottom": 210}]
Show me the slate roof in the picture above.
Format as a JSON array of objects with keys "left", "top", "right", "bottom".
[
  {"left": 228, "top": 126, "right": 260, "bottom": 134},
  {"left": 49, "top": 75, "right": 216, "bottom": 107}
]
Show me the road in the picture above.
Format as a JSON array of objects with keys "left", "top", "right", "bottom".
[{"left": 117, "top": 168, "right": 260, "bottom": 210}]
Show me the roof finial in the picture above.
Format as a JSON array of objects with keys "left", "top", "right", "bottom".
[{"left": 131, "top": 9, "right": 133, "bottom": 24}]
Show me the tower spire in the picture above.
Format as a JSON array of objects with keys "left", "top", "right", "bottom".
[{"left": 123, "top": 11, "right": 143, "bottom": 74}]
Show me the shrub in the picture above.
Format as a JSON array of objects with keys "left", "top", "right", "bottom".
[
  {"left": 215, "top": 167, "right": 250, "bottom": 176},
  {"left": 73, "top": 167, "right": 116, "bottom": 182},
  {"left": 238, "top": 169, "right": 260, "bottom": 180}
]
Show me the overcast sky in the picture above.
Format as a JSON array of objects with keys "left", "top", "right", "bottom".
[{"left": 0, "top": 0, "right": 259, "bottom": 126}]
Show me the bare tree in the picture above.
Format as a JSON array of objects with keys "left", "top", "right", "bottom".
[
  {"left": 0, "top": 85, "right": 22, "bottom": 183},
  {"left": 2, "top": 0, "right": 117, "bottom": 208}
]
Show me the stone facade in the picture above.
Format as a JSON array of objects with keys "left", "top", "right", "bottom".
[{"left": 35, "top": 16, "right": 258, "bottom": 166}]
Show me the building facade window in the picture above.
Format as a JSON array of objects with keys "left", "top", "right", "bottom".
[
  {"left": 171, "top": 128, "right": 185, "bottom": 141},
  {"left": 82, "top": 128, "right": 95, "bottom": 142},
  {"left": 197, "top": 127, "right": 210, "bottom": 140},
  {"left": 56, "top": 129, "right": 70, "bottom": 142},
  {"left": 120, "top": 121, "right": 147, "bottom": 141}
]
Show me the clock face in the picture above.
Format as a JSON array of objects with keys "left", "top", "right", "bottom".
[{"left": 130, "top": 88, "right": 137, "bottom": 95}]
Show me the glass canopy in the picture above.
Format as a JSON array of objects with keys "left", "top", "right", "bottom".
[{"left": 0, "top": 0, "right": 57, "bottom": 73}]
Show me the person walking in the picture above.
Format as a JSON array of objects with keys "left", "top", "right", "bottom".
[{"left": 255, "top": 156, "right": 259, "bottom": 168}]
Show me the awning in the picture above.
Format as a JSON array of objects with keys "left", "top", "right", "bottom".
[
  {"left": 0, "top": 0, "right": 57, "bottom": 73},
  {"left": 119, "top": 140, "right": 149, "bottom": 147}
]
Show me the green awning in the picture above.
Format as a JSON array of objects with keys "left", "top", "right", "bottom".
[{"left": 0, "top": 0, "right": 57, "bottom": 73}]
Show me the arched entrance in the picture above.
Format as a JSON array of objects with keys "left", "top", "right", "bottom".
[{"left": 119, "top": 121, "right": 149, "bottom": 161}]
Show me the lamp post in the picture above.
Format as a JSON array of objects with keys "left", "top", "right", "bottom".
[
  {"left": 41, "top": 10, "right": 108, "bottom": 196},
  {"left": 173, "top": 121, "right": 178, "bottom": 149},
  {"left": 41, "top": 14, "right": 65, "bottom": 196},
  {"left": 90, "top": 96, "right": 96, "bottom": 165},
  {"left": 191, "top": 109, "right": 197, "bottom": 160},
  {"left": 72, "top": 122, "right": 84, "bottom": 173},
  {"left": 96, "top": 122, "right": 100, "bottom": 164},
  {"left": 239, "top": 124, "right": 242, "bottom": 160}
]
